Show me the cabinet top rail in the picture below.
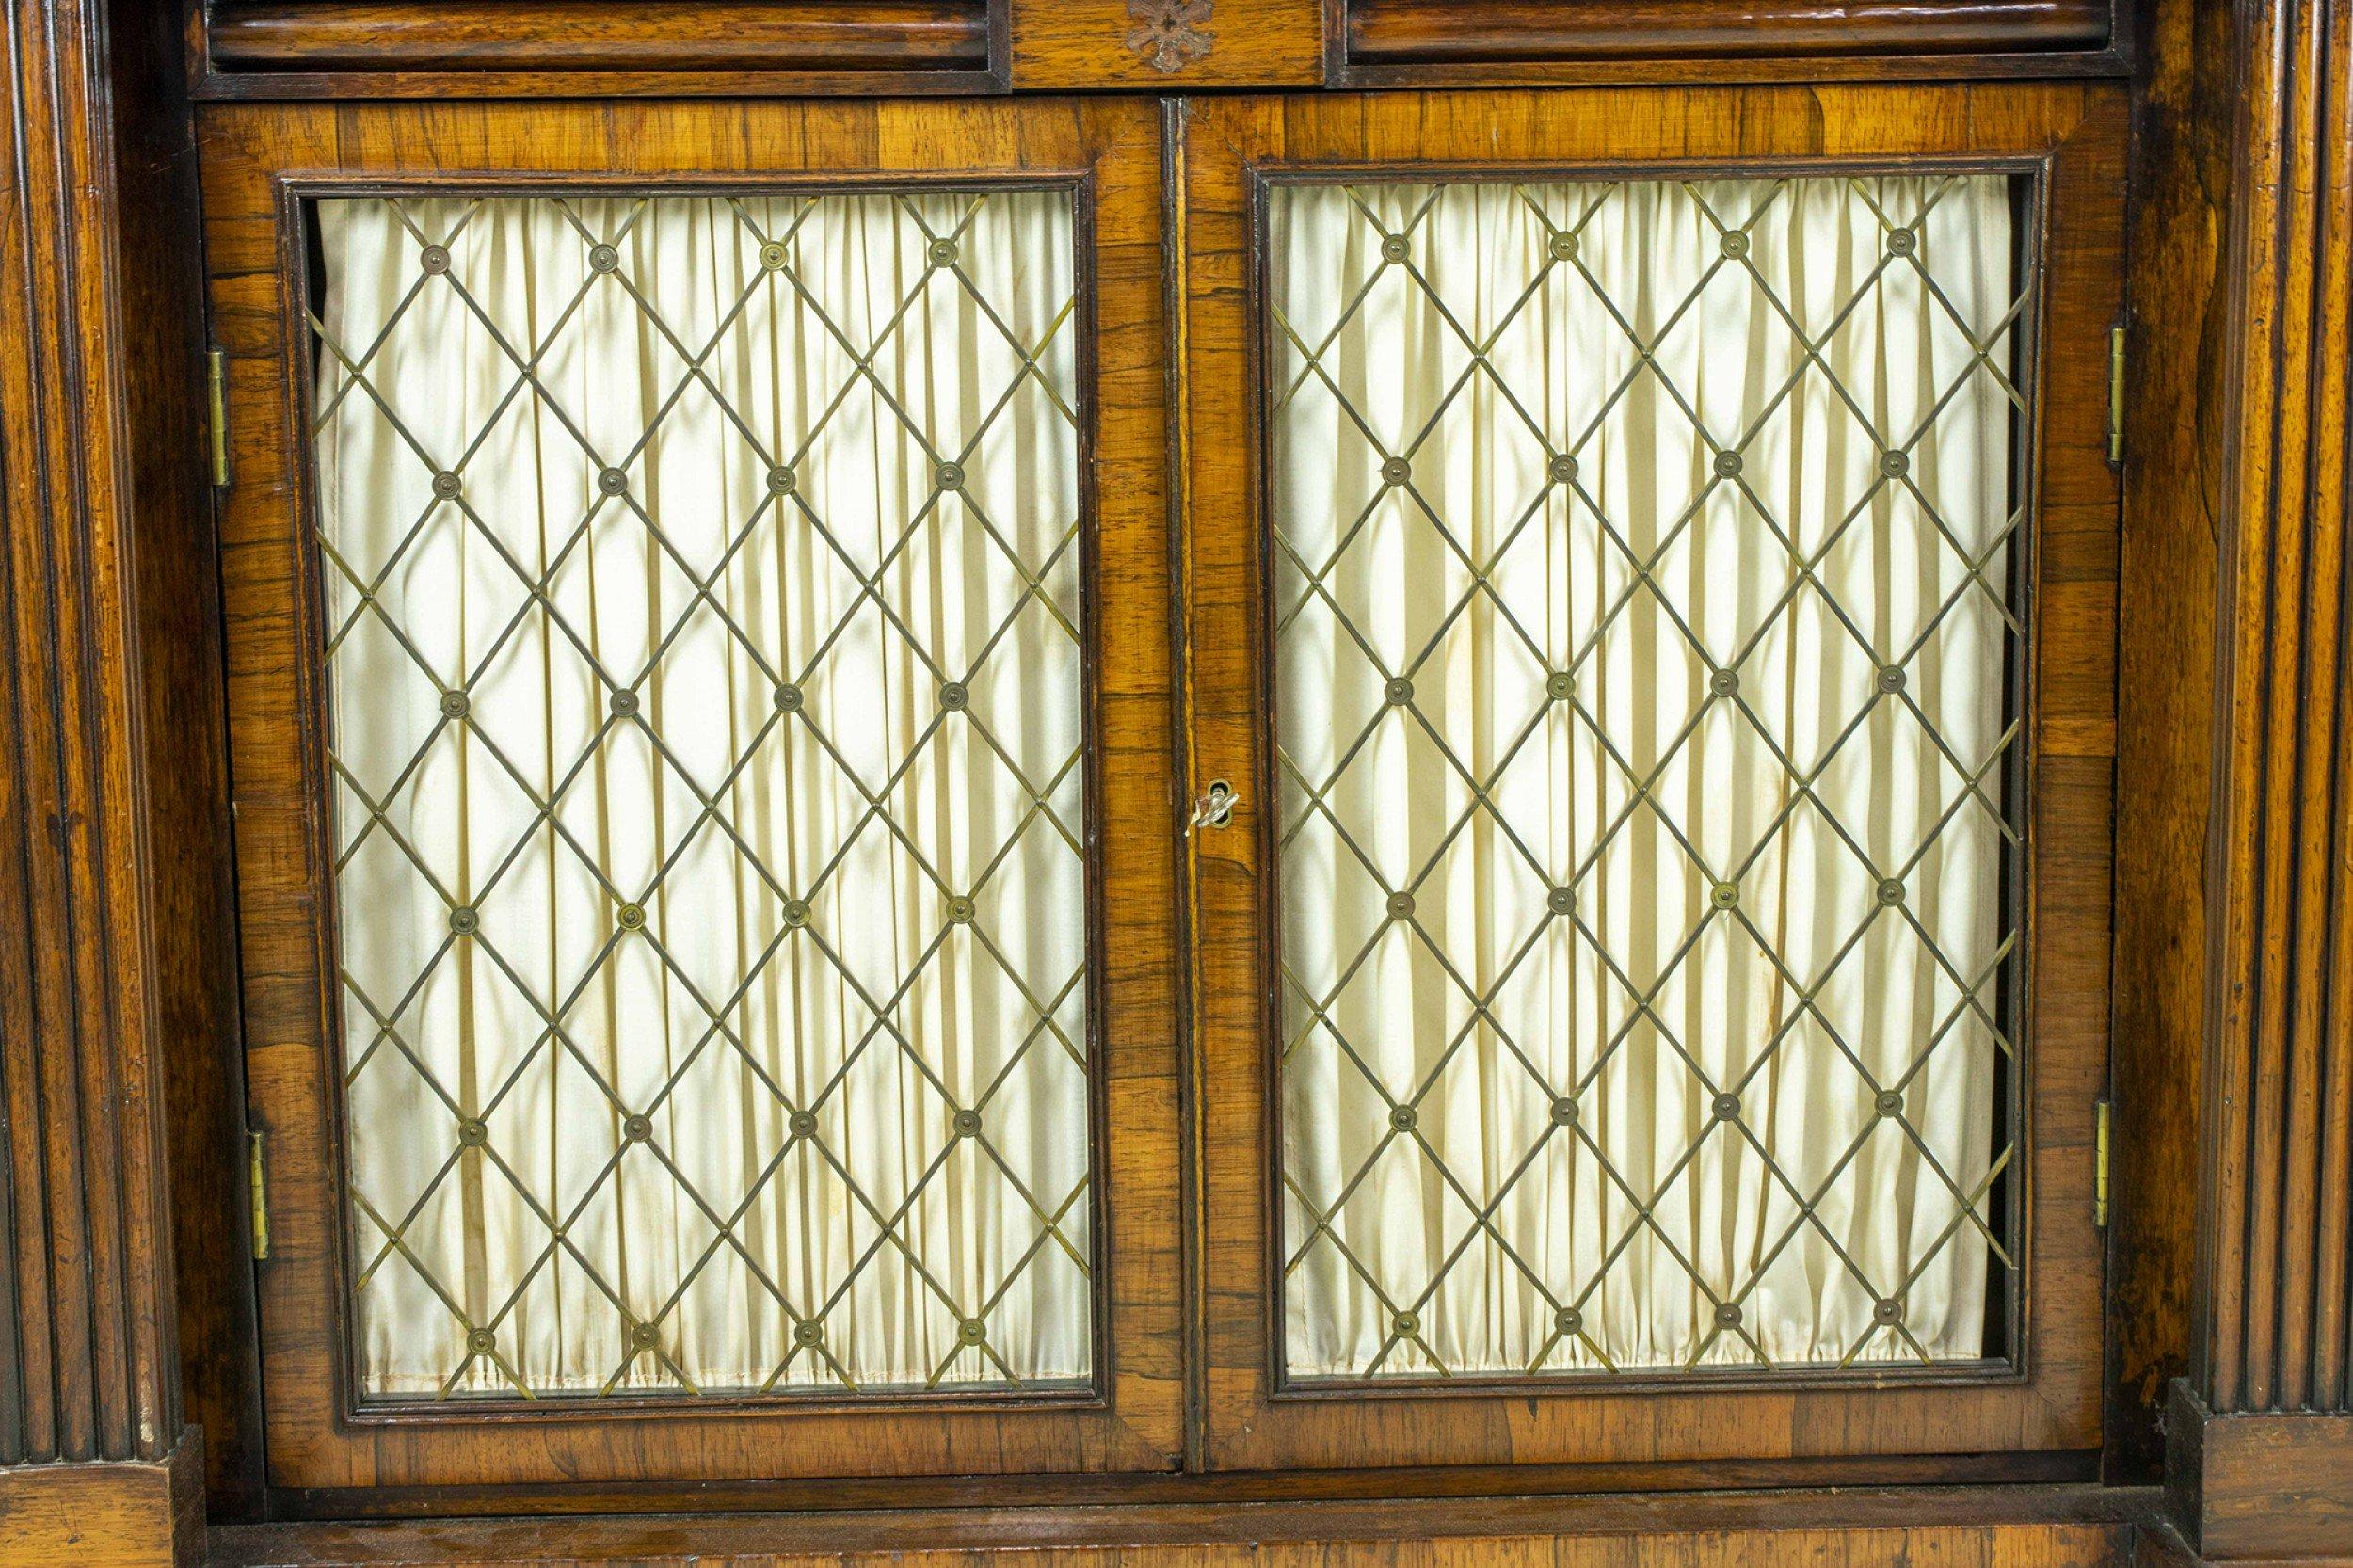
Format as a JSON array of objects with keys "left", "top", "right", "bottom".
[{"left": 195, "top": 0, "right": 2126, "bottom": 101}]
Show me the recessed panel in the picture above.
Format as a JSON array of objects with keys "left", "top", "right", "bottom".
[
  {"left": 1268, "top": 173, "right": 2028, "bottom": 1381},
  {"left": 309, "top": 189, "right": 1091, "bottom": 1401}
]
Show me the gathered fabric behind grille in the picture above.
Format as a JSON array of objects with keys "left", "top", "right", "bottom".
[
  {"left": 312, "top": 190, "right": 1092, "bottom": 1399},
  {"left": 1271, "top": 175, "right": 2025, "bottom": 1378}
]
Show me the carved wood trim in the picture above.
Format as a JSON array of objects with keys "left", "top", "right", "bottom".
[
  {"left": 2174, "top": 0, "right": 2353, "bottom": 1554},
  {"left": 0, "top": 0, "right": 187, "bottom": 1472},
  {"left": 2198, "top": 0, "right": 2353, "bottom": 1422},
  {"left": 1005, "top": 0, "right": 1321, "bottom": 88},
  {"left": 1124, "top": 0, "right": 1215, "bottom": 72}
]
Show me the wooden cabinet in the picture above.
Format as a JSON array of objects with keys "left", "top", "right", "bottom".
[
  {"left": 189, "top": 62, "right": 2130, "bottom": 1509},
  {"left": 46, "top": 1, "right": 2339, "bottom": 1560}
]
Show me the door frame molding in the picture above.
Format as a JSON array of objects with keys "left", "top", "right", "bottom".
[
  {"left": 1176, "top": 80, "right": 2128, "bottom": 1473},
  {"left": 197, "top": 93, "right": 1186, "bottom": 1492}
]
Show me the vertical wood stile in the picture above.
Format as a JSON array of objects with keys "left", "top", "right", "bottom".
[
  {"left": 0, "top": 0, "right": 199, "bottom": 1480},
  {"left": 2201, "top": 0, "right": 2353, "bottom": 1418}
]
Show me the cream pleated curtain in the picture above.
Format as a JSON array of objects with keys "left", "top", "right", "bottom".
[
  {"left": 1272, "top": 176, "right": 2019, "bottom": 1377},
  {"left": 313, "top": 191, "right": 1091, "bottom": 1399}
]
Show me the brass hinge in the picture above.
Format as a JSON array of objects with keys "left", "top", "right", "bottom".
[
  {"left": 206, "top": 347, "right": 231, "bottom": 488},
  {"left": 2106, "top": 324, "right": 2126, "bottom": 466},
  {"left": 247, "top": 1128, "right": 270, "bottom": 1261},
  {"left": 2093, "top": 1097, "right": 2112, "bottom": 1229}
]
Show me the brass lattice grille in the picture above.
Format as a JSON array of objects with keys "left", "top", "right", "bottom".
[
  {"left": 1269, "top": 174, "right": 2029, "bottom": 1380},
  {"left": 309, "top": 189, "right": 1093, "bottom": 1400}
]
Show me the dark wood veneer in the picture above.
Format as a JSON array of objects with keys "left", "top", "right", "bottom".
[
  {"left": 208, "top": 1, "right": 989, "bottom": 72},
  {"left": 0, "top": 1438, "right": 205, "bottom": 1568},
  {"left": 196, "top": 0, "right": 1008, "bottom": 97},
  {"left": 2103, "top": 0, "right": 2230, "bottom": 1487},
  {"left": 1346, "top": 0, "right": 2115, "bottom": 63},
  {"left": 261, "top": 1447, "right": 2097, "bottom": 1521},
  {"left": 209, "top": 1482, "right": 2161, "bottom": 1567},
  {"left": 1330, "top": 0, "right": 2127, "bottom": 85},
  {"left": 2168, "top": 1384, "right": 2353, "bottom": 1561}
]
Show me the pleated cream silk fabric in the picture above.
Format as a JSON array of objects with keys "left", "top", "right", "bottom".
[
  {"left": 313, "top": 191, "right": 1091, "bottom": 1399},
  {"left": 1270, "top": 176, "right": 2022, "bottom": 1377}
]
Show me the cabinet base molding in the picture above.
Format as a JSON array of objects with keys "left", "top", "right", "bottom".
[
  {"left": 2167, "top": 1383, "right": 2353, "bottom": 1562},
  {"left": 0, "top": 1432, "right": 204, "bottom": 1568},
  {"left": 210, "top": 1484, "right": 2155, "bottom": 1568}
]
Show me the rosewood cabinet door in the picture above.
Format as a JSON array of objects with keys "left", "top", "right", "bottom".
[
  {"left": 200, "top": 98, "right": 1183, "bottom": 1493},
  {"left": 1177, "top": 83, "right": 2125, "bottom": 1473}
]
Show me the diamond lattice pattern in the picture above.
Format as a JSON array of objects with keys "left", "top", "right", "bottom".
[
  {"left": 1270, "top": 175, "right": 2027, "bottom": 1379},
  {"left": 311, "top": 191, "right": 1091, "bottom": 1400}
]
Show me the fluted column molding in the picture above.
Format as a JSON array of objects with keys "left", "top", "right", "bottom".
[
  {"left": 2198, "top": 0, "right": 2353, "bottom": 1423},
  {"left": 0, "top": 1, "right": 203, "bottom": 1561},
  {"left": 2173, "top": 0, "right": 2353, "bottom": 1556}
]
